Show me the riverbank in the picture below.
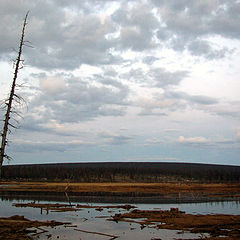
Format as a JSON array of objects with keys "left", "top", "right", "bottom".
[
  {"left": 1, "top": 182, "right": 240, "bottom": 203},
  {"left": 109, "top": 207, "right": 240, "bottom": 239},
  {"left": 0, "top": 215, "right": 69, "bottom": 240}
]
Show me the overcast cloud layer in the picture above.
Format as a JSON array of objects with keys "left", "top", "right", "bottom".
[{"left": 0, "top": 0, "right": 240, "bottom": 165}]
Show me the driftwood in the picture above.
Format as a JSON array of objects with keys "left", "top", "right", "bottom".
[
  {"left": 74, "top": 228, "right": 119, "bottom": 239},
  {"left": 31, "top": 226, "right": 48, "bottom": 236}
]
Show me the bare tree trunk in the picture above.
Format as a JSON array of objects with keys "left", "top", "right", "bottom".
[{"left": 0, "top": 12, "right": 29, "bottom": 177}]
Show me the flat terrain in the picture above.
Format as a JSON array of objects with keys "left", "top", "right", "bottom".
[
  {"left": 1, "top": 181, "right": 240, "bottom": 194},
  {"left": 1, "top": 204, "right": 240, "bottom": 239},
  {"left": 109, "top": 208, "right": 240, "bottom": 239},
  {"left": 1, "top": 181, "right": 240, "bottom": 203},
  {"left": 1, "top": 182, "right": 240, "bottom": 239},
  {"left": 0, "top": 215, "right": 67, "bottom": 240}
]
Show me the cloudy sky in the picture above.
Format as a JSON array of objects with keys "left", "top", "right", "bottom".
[{"left": 0, "top": 0, "right": 240, "bottom": 166}]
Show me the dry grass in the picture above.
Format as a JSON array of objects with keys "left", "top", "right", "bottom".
[
  {"left": 1, "top": 181, "right": 240, "bottom": 195},
  {"left": 0, "top": 215, "right": 67, "bottom": 240},
  {"left": 109, "top": 208, "right": 240, "bottom": 239}
]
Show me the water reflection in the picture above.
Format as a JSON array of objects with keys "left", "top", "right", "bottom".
[
  {"left": 1, "top": 192, "right": 240, "bottom": 215},
  {"left": 0, "top": 198, "right": 204, "bottom": 240},
  {"left": 138, "top": 201, "right": 240, "bottom": 215},
  {"left": 0, "top": 194, "right": 240, "bottom": 240}
]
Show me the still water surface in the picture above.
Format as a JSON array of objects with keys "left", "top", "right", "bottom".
[{"left": 0, "top": 196, "right": 239, "bottom": 240}]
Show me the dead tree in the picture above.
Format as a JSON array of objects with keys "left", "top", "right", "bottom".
[{"left": 0, "top": 12, "right": 29, "bottom": 177}]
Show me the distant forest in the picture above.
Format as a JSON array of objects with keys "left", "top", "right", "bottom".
[{"left": 2, "top": 162, "right": 240, "bottom": 183}]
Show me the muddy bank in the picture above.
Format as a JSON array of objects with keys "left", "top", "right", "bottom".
[
  {"left": 109, "top": 208, "right": 240, "bottom": 239},
  {"left": 13, "top": 202, "right": 136, "bottom": 213},
  {"left": 1, "top": 182, "right": 240, "bottom": 195},
  {"left": 0, "top": 215, "right": 69, "bottom": 240},
  {"left": 1, "top": 190, "right": 239, "bottom": 204}
]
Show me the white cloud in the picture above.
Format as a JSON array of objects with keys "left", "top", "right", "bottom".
[
  {"left": 40, "top": 76, "right": 66, "bottom": 93},
  {"left": 1, "top": 0, "right": 240, "bottom": 165},
  {"left": 237, "top": 129, "right": 240, "bottom": 138},
  {"left": 127, "top": 156, "right": 180, "bottom": 162},
  {"left": 164, "top": 128, "right": 179, "bottom": 132},
  {"left": 144, "top": 139, "right": 163, "bottom": 145},
  {"left": 178, "top": 136, "right": 209, "bottom": 144}
]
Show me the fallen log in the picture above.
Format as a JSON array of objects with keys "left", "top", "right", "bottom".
[{"left": 74, "top": 228, "right": 119, "bottom": 239}]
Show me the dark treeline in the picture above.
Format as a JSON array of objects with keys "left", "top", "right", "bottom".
[{"left": 2, "top": 162, "right": 240, "bottom": 183}]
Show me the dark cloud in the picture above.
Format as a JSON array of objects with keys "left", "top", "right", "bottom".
[
  {"left": 112, "top": 3, "right": 159, "bottom": 51},
  {"left": 0, "top": 0, "right": 239, "bottom": 71},
  {"left": 21, "top": 116, "right": 78, "bottom": 136},
  {"left": 135, "top": 89, "right": 219, "bottom": 117},
  {"left": 216, "top": 110, "right": 240, "bottom": 119},
  {"left": 109, "top": 135, "right": 133, "bottom": 145},
  {"left": 0, "top": 1, "right": 121, "bottom": 70},
  {"left": 11, "top": 139, "right": 91, "bottom": 153},
  {"left": 103, "top": 68, "right": 118, "bottom": 77},
  {"left": 26, "top": 12, "right": 121, "bottom": 70},
  {"left": 118, "top": 26, "right": 155, "bottom": 51},
  {"left": 121, "top": 68, "right": 149, "bottom": 85},
  {"left": 121, "top": 67, "right": 189, "bottom": 88},
  {"left": 153, "top": 0, "right": 228, "bottom": 36},
  {"left": 25, "top": 73, "right": 130, "bottom": 127},
  {"left": 152, "top": 0, "right": 238, "bottom": 56},
  {"left": 97, "top": 75, "right": 128, "bottom": 90},
  {"left": 151, "top": 68, "right": 189, "bottom": 88},
  {"left": 187, "top": 40, "right": 232, "bottom": 59},
  {"left": 142, "top": 56, "right": 159, "bottom": 65},
  {"left": 166, "top": 91, "right": 219, "bottom": 105},
  {"left": 208, "top": 101, "right": 240, "bottom": 119}
]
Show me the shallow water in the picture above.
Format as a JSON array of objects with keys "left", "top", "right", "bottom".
[
  {"left": 1, "top": 196, "right": 240, "bottom": 240},
  {"left": 138, "top": 201, "right": 240, "bottom": 215}
]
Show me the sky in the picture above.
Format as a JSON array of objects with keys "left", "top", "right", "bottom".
[{"left": 0, "top": 0, "right": 240, "bottom": 166}]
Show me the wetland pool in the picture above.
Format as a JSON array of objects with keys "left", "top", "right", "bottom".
[{"left": 0, "top": 195, "right": 240, "bottom": 240}]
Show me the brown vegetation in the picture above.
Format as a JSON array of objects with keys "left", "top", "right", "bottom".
[
  {"left": 13, "top": 202, "right": 136, "bottom": 212},
  {"left": 1, "top": 181, "right": 239, "bottom": 203},
  {"left": 109, "top": 208, "right": 240, "bottom": 239},
  {"left": 2, "top": 202, "right": 240, "bottom": 239},
  {"left": 0, "top": 215, "right": 68, "bottom": 240},
  {"left": 13, "top": 202, "right": 79, "bottom": 213},
  {"left": 1, "top": 181, "right": 239, "bottom": 195}
]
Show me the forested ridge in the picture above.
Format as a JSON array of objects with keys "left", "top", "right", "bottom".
[{"left": 2, "top": 162, "right": 240, "bottom": 183}]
